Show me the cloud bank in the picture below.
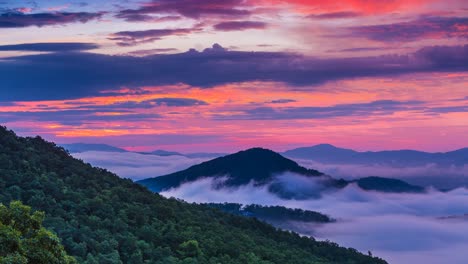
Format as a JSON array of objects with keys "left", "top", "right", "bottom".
[
  {"left": 1, "top": 44, "right": 466, "bottom": 101},
  {"left": 0, "top": 11, "right": 103, "bottom": 28},
  {"left": 71, "top": 151, "right": 214, "bottom": 180},
  {"left": 160, "top": 174, "right": 468, "bottom": 264},
  {"left": 292, "top": 159, "right": 468, "bottom": 189}
]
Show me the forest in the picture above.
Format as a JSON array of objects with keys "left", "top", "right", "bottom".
[
  {"left": 0, "top": 126, "right": 386, "bottom": 263},
  {"left": 204, "top": 203, "right": 334, "bottom": 223}
]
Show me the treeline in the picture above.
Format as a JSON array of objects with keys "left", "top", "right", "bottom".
[
  {"left": 0, "top": 126, "right": 386, "bottom": 264},
  {"left": 204, "top": 203, "right": 333, "bottom": 223}
]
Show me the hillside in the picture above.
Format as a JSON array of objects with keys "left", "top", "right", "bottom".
[
  {"left": 137, "top": 148, "right": 332, "bottom": 193},
  {"left": 0, "top": 126, "right": 386, "bottom": 264},
  {"left": 204, "top": 203, "right": 334, "bottom": 223},
  {"left": 60, "top": 143, "right": 128, "bottom": 153}
]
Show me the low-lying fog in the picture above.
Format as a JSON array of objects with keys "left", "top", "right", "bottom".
[
  {"left": 72, "top": 151, "right": 214, "bottom": 180},
  {"left": 162, "top": 175, "right": 468, "bottom": 264},
  {"left": 291, "top": 158, "right": 468, "bottom": 189},
  {"left": 72, "top": 151, "right": 468, "bottom": 264}
]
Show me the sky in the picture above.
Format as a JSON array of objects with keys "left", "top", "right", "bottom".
[{"left": 0, "top": 0, "right": 467, "bottom": 152}]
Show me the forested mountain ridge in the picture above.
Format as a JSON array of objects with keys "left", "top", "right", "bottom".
[
  {"left": 137, "top": 148, "right": 339, "bottom": 193},
  {"left": 203, "top": 203, "right": 334, "bottom": 223},
  {"left": 137, "top": 148, "right": 424, "bottom": 196},
  {"left": 0, "top": 126, "right": 387, "bottom": 264}
]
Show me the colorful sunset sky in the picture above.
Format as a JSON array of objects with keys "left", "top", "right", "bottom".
[{"left": 0, "top": 0, "right": 467, "bottom": 152}]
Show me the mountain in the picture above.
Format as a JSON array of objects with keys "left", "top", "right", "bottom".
[
  {"left": 147, "top": 149, "right": 184, "bottom": 156},
  {"left": 63, "top": 143, "right": 226, "bottom": 159},
  {"left": 138, "top": 148, "right": 424, "bottom": 196},
  {"left": 184, "top": 152, "right": 227, "bottom": 158},
  {"left": 353, "top": 176, "right": 425, "bottom": 193},
  {"left": 283, "top": 144, "right": 468, "bottom": 166},
  {"left": 0, "top": 126, "right": 386, "bottom": 263},
  {"left": 137, "top": 148, "right": 339, "bottom": 193},
  {"left": 60, "top": 143, "right": 127, "bottom": 153},
  {"left": 143, "top": 150, "right": 226, "bottom": 158},
  {"left": 284, "top": 144, "right": 357, "bottom": 163},
  {"left": 204, "top": 203, "right": 334, "bottom": 223}
]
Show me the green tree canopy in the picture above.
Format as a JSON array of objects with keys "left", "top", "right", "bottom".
[{"left": 0, "top": 201, "right": 76, "bottom": 264}]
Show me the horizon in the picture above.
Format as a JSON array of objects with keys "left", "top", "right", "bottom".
[
  {"left": 0, "top": 0, "right": 467, "bottom": 153},
  {"left": 57, "top": 140, "right": 468, "bottom": 154}
]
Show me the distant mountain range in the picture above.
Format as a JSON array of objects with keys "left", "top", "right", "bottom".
[
  {"left": 283, "top": 144, "right": 468, "bottom": 166},
  {"left": 60, "top": 143, "right": 128, "bottom": 153},
  {"left": 61, "top": 143, "right": 226, "bottom": 158},
  {"left": 137, "top": 148, "right": 425, "bottom": 198},
  {"left": 62, "top": 142, "right": 468, "bottom": 167}
]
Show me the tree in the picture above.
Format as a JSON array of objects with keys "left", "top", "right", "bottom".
[
  {"left": 0, "top": 201, "right": 76, "bottom": 264},
  {"left": 178, "top": 240, "right": 201, "bottom": 258}
]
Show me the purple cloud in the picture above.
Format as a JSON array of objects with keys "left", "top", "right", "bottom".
[
  {"left": 0, "top": 42, "right": 99, "bottom": 52},
  {"left": 109, "top": 28, "right": 200, "bottom": 46},
  {"left": 0, "top": 11, "right": 103, "bottom": 28},
  {"left": 215, "top": 100, "right": 425, "bottom": 120},
  {"left": 116, "top": 0, "right": 250, "bottom": 21},
  {"left": 127, "top": 48, "right": 179, "bottom": 56},
  {"left": 268, "top": 99, "right": 297, "bottom": 104},
  {"left": 307, "top": 11, "right": 362, "bottom": 19},
  {"left": 0, "top": 44, "right": 466, "bottom": 101},
  {"left": 214, "top": 21, "right": 267, "bottom": 31},
  {"left": 348, "top": 16, "right": 468, "bottom": 42}
]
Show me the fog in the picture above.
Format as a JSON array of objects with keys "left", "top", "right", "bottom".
[
  {"left": 71, "top": 151, "right": 468, "bottom": 263},
  {"left": 72, "top": 151, "right": 214, "bottom": 180},
  {"left": 161, "top": 174, "right": 468, "bottom": 264},
  {"left": 292, "top": 159, "right": 468, "bottom": 189}
]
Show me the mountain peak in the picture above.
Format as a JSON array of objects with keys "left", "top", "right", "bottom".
[
  {"left": 138, "top": 147, "right": 323, "bottom": 192},
  {"left": 311, "top": 143, "right": 339, "bottom": 149}
]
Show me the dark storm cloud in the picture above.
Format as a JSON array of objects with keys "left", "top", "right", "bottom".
[
  {"left": 348, "top": 16, "right": 468, "bottom": 42},
  {"left": 0, "top": 11, "right": 103, "bottom": 28},
  {"left": 0, "top": 44, "right": 466, "bottom": 101},
  {"left": 213, "top": 21, "right": 267, "bottom": 31},
  {"left": 0, "top": 42, "right": 99, "bottom": 52}
]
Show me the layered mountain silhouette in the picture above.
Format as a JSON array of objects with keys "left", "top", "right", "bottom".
[
  {"left": 137, "top": 148, "right": 424, "bottom": 197},
  {"left": 62, "top": 142, "right": 225, "bottom": 158},
  {"left": 63, "top": 142, "right": 467, "bottom": 167},
  {"left": 283, "top": 144, "right": 468, "bottom": 166},
  {"left": 60, "top": 143, "right": 127, "bottom": 153}
]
